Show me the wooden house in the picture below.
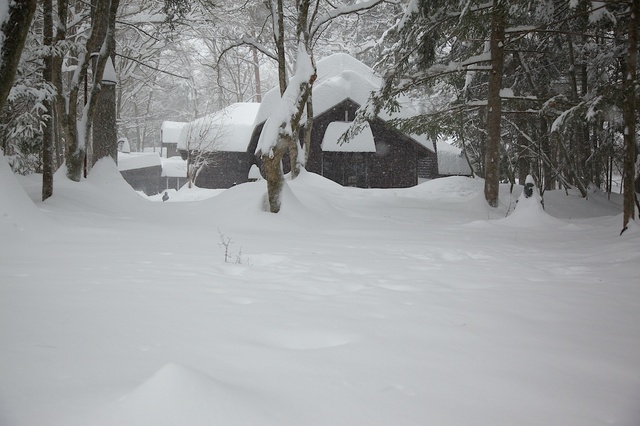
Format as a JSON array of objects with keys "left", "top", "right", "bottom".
[
  {"left": 118, "top": 152, "right": 162, "bottom": 195},
  {"left": 177, "top": 103, "right": 261, "bottom": 189},
  {"left": 249, "top": 53, "right": 457, "bottom": 188},
  {"left": 176, "top": 53, "right": 470, "bottom": 189},
  {"left": 118, "top": 150, "right": 189, "bottom": 195}
]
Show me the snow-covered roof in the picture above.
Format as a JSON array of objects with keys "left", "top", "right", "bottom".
[
  {"left": 161, "top": 156, "right": 187, "bottom": 178},
  {"left": 117, "top": 152, "right": 162, "bottom": 172},
  {"left": 161, "top": 121, "right": 187, "bottom": 144},
  {"left": 322, "top": 121, "right": 375, "bottom": 152},
  {"left": 255, "top": 53, "right": 379, "bottom": 125},
  {"left": 254, "top": 53, "right": 435, "bottom": 153},
  {"left": 177, "top": 103, "right": 260, "bottom": 153},
  {"left": 437, "top": 138, "right": 473, "bottom": 176}
]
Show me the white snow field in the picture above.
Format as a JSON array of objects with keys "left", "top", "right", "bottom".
[{"left": 1, "top": 158, "right": 639, "bottom": 426}]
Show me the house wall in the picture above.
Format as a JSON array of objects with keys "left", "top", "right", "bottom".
[
  {"left": 163, "top": 143, "right": 178, "bottom": 158},
  {"left": 120, "top": 165, "right": 162, "bottom": 195},
  {"left": 194, "top": 152, "right": 257, "bottom": 189},
  {"left": 309, "top": 99, "right": 438, "bottom": 188},
  {"left": 306, "top": 99, "right": 360, "bottom": 176}
]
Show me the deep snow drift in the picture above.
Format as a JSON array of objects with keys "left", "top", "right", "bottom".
[{"left": 1, "top": 158, "right": 639, "bottom": 426}]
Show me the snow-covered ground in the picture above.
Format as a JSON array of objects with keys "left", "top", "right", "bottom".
[{"left": 1, "top": 158, "right": 639, "bottom": 426}]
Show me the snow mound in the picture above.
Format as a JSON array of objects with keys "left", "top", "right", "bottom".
[
  {"left": 112, "top": 363, "right": 280, "bottom": 426},
  {"left": 499, "top": 176, "right": 566, "bottom": 227},
  {"left": 0, "top": 156, "right": 49, "bottom": 234},
  {"left": 407, "top": 176, "right": 483, "bottom": 198},
  {"left": 44, "top": 158, "right": 149, "bottom": 219},
  {"left": 288, "top": 168, "right": 344, "bottom": 191}
]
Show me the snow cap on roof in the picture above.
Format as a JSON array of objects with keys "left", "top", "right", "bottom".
[
  {"left": 255, "top": 53, "right": 380, "bottom": 125},
  {"left": 177, "top": 103, "right": 260, "bottom": 153},
  {"left": 322, "top": 121, "right": 375, "bottom": 152},
  {"left": 161, "top": 121, "right": 187, "bottom": 144},
  {"left": 437, "top": 138, "right": 473, "bottom": 176},
  {"left": 161, "top": 156, "right": 187, "bottom": 178},
  {"left": 117, "top": 152, "right": 162, "bottom": 172}
]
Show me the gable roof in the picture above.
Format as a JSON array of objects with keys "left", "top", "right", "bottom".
[
  {"left": 255, "top": 53, "right": 379, "bottom": 125},
  {"left": 254, "top": 53, "right": 436, "bottom": 153},
  {"left": 177, "top": 103, "right": 260, "bottom": 153}
]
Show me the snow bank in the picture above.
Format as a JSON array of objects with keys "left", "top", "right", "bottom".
[
  {"left": 160, "top": 156, "right": 186, "bottom": 178},
  {"left": 408, "top": 175, "right": 482, "bottom": 198},
  {"left": 2, "top": 161, "right": 637, "bottom": 426},
  {"left": 499, "top": 175, "right": 567, "bottom": 227},
  {"left": 0, "top": 156, "right": 49, "bottom": 234},
  {"left": 109, "top": 363, "right": 283, "bottom": 426}
]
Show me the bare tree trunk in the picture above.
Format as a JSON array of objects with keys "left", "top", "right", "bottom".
[
  {"left": 288, "top": 138, "right": 300, "bottom": 178},
  {"left": 557, "top": 135, "right": 588, "bottom": 198},
  {"left": 53, "top": 0, "right": 119, "bottom": 181},
  {"left": 274, "top": 0, "right": 287, "bottom": 96},
  {"left": 540, "top": 117, "right": 554, "bottom": 191},
  {"left": 484, "top": 3, "right": 506, "bottom": 207},
  {"left": 303, "top": 96, "right": 314, "bottom": 166},
  {"left": 252, "top": 46, "right": 262, "bottom": 102},
  {"left": 621, "top": 0, "right": 638, "bottom": 234},
  {"left": 42, "top": 0, "right": 54, "bottom": 200},
  {"left": 263, "top": 149, "right": 285, "bottom": 213},
  {"left": 0, "top": 0, "right": 37, "bottom": 112},
  {"left": 91, "top": 0, "right": 119, "bottom": 167}
]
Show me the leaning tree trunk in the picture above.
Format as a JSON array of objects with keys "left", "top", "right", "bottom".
[
  {"left": 0, "top": 0, "right": 37, "bottom": 112},
  {"left": 621, "top": 0, "right": 638, "bottom": 234},
  {"left": 484, "top": 3, "right": 506, "bottom": 207}
]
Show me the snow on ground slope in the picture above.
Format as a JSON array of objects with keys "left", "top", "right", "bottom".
[{"left": 1, "top": 158, "right": 639, "bottom": 426}]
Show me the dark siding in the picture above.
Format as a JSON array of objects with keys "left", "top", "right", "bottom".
[
  {"left": 322, "top": 152, "right": 370, "bottom": 187},
  {"left": 195, "top": 152, "right": 257, "bottom": 189},
  {"left": 417, "top": 154, "right": 438, "bottom": 180},
  {"left": 120, "top": 165, "right": 162, "bottom": 195},
  {"left": 163, "top": 143, "right": 178, "bottom": 158},
  {"left": 306, "top": 99, "right": 360, "bottom": 175},
  {"left": 247, "top": 98, "right": 438, "bottom": 188}
]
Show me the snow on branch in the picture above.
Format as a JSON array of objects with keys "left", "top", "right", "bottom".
[
  {"left": 310, "top": 0, "right": 390, "bottom": 39},
  {"left": 255, "top": 42, "right": 316, "bottom": 158}
]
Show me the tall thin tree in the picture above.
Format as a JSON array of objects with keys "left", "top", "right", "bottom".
[
  {"left": 0, "top": 0, "right": 37, "bottom": 112},
  {"left": 621, "top": 0, "right": 638, "bottom": 234}
]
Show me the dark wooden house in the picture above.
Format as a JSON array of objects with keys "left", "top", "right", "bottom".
[
  {"left": 177, "top": 103, "right": 261, "bottom": 189},
  {"left": 176, "top": 54, "right": 468, "bottom": 190},
  {"left": 306, "top": 99, "right": 437, "bottom": 187},
  {"left": 248, "top": 53, "right": 440, "bottom": 188},
  {"left": 118, "top": 152, "right": 163, "bottom": 195}
]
